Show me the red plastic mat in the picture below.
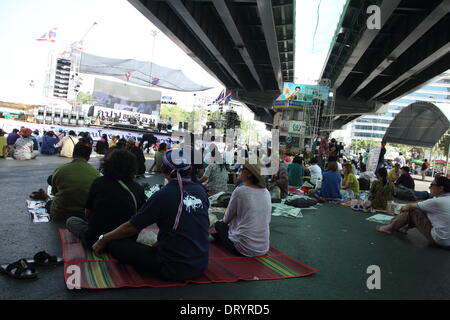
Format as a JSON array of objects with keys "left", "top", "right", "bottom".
[{"left": 60, "top": 229, "right": 318, "bottom": 289}]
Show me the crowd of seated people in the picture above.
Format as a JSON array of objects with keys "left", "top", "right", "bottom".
[{"left": 17, "top": 134, "right": 449, "bottom": 284}]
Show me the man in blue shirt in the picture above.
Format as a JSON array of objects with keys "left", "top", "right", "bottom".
[{"left": 92, "top": 149, "right": 210, "bottom": 281}]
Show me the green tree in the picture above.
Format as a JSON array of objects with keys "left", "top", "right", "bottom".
[
  {"left": 350, "top": 139, "right": 378, "bottom": 153},
  {"left": 438, "top": 130, "right": 450, "bottom": 156},
  {"left": 76, "top": 91, "right": 93, "bottom": 104}
]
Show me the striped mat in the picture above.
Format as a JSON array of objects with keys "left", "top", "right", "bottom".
[{"left": 60, "top": 229, "right": 318, "bottom": 289}]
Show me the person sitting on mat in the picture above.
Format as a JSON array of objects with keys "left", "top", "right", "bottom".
[
  {"left": 47, "top": 140, "right": 100, "bottom": 222},
  {"left": 341, "top": 163, "right": 360, "bottom": 201},
  {"left": 288, "top": 155, "right": 305, "bottom": 188},
  {"left": 310, "top": 161, "right": 342, "bottom": 203},
  {"left": 199, "top": 149, "right": 229, "bottom": 196},
  {"left": 368, "top": 167, "right": 395, "bottom": 211},
  {"left": 395, "top": 166, "right": 415, "bottom": 190},
  {"left": 66, "top": 149, "right": 146, "bottom": 248},
  {"left": 377, "top": 176, "right": 450, "bottom": 249},
  {"left": 92, "top": 149, "right": 210, "bottom": 282},
  {"left": 212, "top": 161, "right": 272, "bottom": 257}
]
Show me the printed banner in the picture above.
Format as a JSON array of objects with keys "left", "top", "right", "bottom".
[
  {"left": 91, "top": 106, "right": 158, "bottom": 126},
  {"left": 92, "top": 78, "right": 161, "bottom": 116},
  {"left": 0, "top": 118, "right": 179, "bottom": 146},
  {"left": 367, "top": 146, "right": 381, "bottom": 172},
  {"left": 280, "top": 83, "right": 329, "bottom": 103}
]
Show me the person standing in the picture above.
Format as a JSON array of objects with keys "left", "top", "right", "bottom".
[
  {"left": 127, "top": 138, "right": 146, "bottom": 176},
  {"left": 377, "top": 141, "right": 387, "bottom": 170},
  {"left": 140, "top": 132, "right": 157, "bottom": 153},
  {"left": 421, "top": 159, "right": 430, "bottom": 181}
]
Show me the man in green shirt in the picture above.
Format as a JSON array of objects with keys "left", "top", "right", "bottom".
[{"left": 50, "top": 141, "right": 100, "bottom": 222}]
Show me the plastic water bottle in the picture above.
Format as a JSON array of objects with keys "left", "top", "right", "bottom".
[{"left": 316, "top": 177, "right": 322, "bottom": 189}]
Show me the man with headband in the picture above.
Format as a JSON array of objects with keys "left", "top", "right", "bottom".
[{"left": 92, "top": 149, "right": 210, "bottom": 281}]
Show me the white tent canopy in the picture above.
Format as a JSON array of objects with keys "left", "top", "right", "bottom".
[
  {"left": 79, "top": 52, "right": 213, "bottom": 92},
  {"left": 383, "top": 102, "right": 450, "bottom": 148}
]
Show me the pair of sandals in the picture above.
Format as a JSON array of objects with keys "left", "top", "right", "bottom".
[
  {"left": 0, "top": 251, "right": 63, "bottom": 279},
  {"left": 30, "top": 189, "right": 49, "bottom": 201}
]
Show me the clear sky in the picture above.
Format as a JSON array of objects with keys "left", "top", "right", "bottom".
[{"left": 0, "top": 0, "right": 346, "bottom": 106}]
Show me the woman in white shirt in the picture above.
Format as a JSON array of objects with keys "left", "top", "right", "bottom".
[
  {"left": 212, "top": 162, "right": 272, "bottom": 256},
  {"left": 307, "top": 158, "right": 322, "bottom": 186}
]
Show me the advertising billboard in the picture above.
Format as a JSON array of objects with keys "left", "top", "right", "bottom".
[
  {"left": 92, "top": 78, "right": 161, "bottom": 117},
  {"left": 280, "top": 83, "right": 329, "bottom": 103}
]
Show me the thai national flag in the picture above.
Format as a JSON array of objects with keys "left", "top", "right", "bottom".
[
  {"left": 151, "top": 77, "right": 160, "bottom": 85},
  {"left": 216, "top": 89, "right": 225, "bottom": 104},
  {"left": 70, "top": 40, "right": 83, "bottom": 51},
  {"left": 37, "top": 27, "right": 58, "bottom": 42},
  {"left": 224, "top": 90, "right": 232, "bottom": 103}
]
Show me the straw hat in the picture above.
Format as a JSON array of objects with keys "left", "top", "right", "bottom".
[
  {"left": 242, "top": 161, "right": 266, "bottom": 188},
  {"left": 127, "top": 137, "right": 136, "bottom": 145}
]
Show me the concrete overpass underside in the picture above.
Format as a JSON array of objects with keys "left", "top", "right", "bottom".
[
  {"left": 128, "top": 0, "right": 295, "bottom": 124},
  {"left": 322, "top": 0, "right": 450, "bottom": 129}
]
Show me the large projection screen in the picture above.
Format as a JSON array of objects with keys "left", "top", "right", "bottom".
[{"left": 92, "top": 78, "right": 161, "bottom": 116}]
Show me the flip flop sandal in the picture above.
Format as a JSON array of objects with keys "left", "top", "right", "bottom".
[
  {"left": 0, "top": 259, "right": 38, "bottom": 279},
  {"left": 26, "top": 251, "right": 63, "bottom": 267}
]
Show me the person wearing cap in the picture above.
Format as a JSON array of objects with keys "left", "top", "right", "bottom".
[
  {"left": 212, "top": 161, "right": 272, "bottom": 257},
  {"left": 56, "top": 129, "right": 65, "bottom": 141},
  {"left": 56, "top": 130, "right": 79, "bottom": 158},
  {"left": 32, "top": 129, "right": 41, "bottom": 151},
  {"left": 395, "top": 166, "right": 415, "bottom": 190},
  {"left": 126, "top": 137, "right": 146, "bottom": 176},
  {"left": 377, "top": 176, "right": 450, "bottom": 249},
  {"left": 12, "top": 128, "right": 39, "bottom": 160},
  {"left": 0, "top": 129, "right": 7, "bottom": 158},
  {"left": 92, "top": 149, "right": 210, "bottom": 281}
]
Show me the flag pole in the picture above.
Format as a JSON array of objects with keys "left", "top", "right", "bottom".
[{"left": 149, "top": 30, "right": 159, "bottom": 86}]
